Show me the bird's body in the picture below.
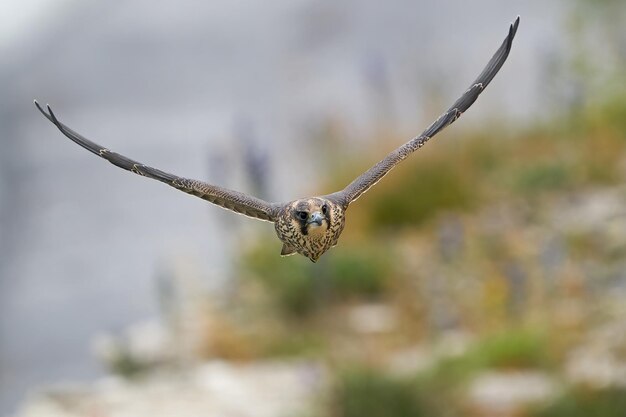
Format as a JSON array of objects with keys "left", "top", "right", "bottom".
[{"left": 35, "top": 17, "right": 519, "bottom": 262}]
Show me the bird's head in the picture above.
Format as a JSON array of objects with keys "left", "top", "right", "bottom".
[
  {"left": 289, "top": 198, "right": 332, "bottom": 236},
  {"left": 275, "top": 197, "right": 346, "bottom": 262}
]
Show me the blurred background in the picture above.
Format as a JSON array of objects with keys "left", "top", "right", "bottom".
[{"left": 1, "top": 0, "right": 626, "bottom": 416}]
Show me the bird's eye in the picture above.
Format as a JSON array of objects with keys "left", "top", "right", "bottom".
[
  {"left": 297, "top": 211, "right": 308, "bottom": 220},
  {"left": 321, "top": 204, "right": 328, "bottom": 215}
]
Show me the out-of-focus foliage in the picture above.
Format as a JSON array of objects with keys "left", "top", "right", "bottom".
[
  {"left": 332, "top": 368, "right": 428, "bottom": 417},
  {"left": 329, "top": 329, "right": 554, "bottom": 417},
  {"left": 319, "top": 95, "right": 625, "bottom": 238},
  {"left": 242, "top": 241, "right": 395, "bottom": 317},
  {"left": 585, "top": 91, "right": 626, "bottom": 138},
  {"left": 533, "top": 387, "right": 626, "bottom": 417},
  {"left": 366, "top": 155, "right": 477, "bottom": 229},
  {"left": 108, "top": 349, "right": 150, "bottom": 378},
  {"left": 447, "top": 329, "right": 553, "bottom": 372}
]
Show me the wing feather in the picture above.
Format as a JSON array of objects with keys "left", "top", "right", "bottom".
[
  {"left": 328, "top": 16, "right": 520, "bottom": 208},
  {"left": 34, "top": 101, "right": 280, "bottom": 222}
]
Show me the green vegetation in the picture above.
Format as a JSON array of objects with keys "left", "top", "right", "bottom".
[
  {"left": 533, "top": 387, "right": 626, "bottom": 417},
  {"left": 367, "top": 155, "right": 477, "bottom": 229},
  {"left": 332, "top": 368, "right": 429, "bottom": 417},
  {"left": 107, "top": 347, "right": 151, "bottom": 378},
  {"left": 471, "top": 329, "right": 553, "bottom": 369},
  {"left": 415, "top": 329, "right": 553, "bottom": 390},
  {"left": 513, "top": 161, "right": 574, "bottom": 195},
  {"left": 324, "top": 103, "right": 625, "bottom": 234},
  {"left": 242, "top": 240, "right": 394, "bottom": 317},
  {"left": 327, "top": 329, "right": 553, "bottom": 417},
  {"left": 261, "top": 330, "right": 327, "bottom": 358}
]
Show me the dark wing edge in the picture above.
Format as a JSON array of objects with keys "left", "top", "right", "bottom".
[
  {"left": 34, "top": 101, "right": 280, "bottom": 222},
  {"left": 327, "top": 16, "right": 520, "bottom": 208}
]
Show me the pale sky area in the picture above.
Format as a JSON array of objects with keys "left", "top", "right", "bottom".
[{"left": 0, "top": 0, "right": 63, "bottom": 50}]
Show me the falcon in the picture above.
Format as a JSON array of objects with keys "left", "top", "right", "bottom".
[{"left": 35, "top": 17, "right": 519, "bottom": 262}]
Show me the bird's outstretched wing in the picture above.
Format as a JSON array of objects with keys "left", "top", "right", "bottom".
[
  {"left": 328, "top": 16, "right": 520, "bottom": 208},
  {"left": 34, "top": 101, "right": 280, "bottom": 222}
]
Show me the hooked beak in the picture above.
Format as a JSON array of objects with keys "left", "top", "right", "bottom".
[{"left": 307, "top": 211, "right": 325, "bottom": 227}]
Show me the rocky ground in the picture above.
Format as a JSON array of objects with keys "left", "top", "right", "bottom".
[{"left": 14, "top": 361, "right": 325, "bottom": 417}]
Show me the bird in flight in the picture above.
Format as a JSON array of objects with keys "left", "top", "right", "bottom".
[{"left": 35, "top": 17, "right": 519, "bottom": 262}]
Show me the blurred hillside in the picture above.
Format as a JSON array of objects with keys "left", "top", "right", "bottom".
[
  {"left": 13, "top": 71, "right": 626, "bottom": 417},
  {"left": 3, "top": 0, "right": 626, "bottom": 416}
]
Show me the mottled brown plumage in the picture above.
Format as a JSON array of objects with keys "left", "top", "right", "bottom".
[
  {"left": 34, "top": 17, "right": 519, "bottom": 262},
  {"left": 274, "top": 198, "right": 345, "bottom": 261}
]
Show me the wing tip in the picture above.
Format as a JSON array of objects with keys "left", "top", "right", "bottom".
[
  {"left": 509, "top": 16, "right": 520, "bottom": 40},
  {"left": 501, "top": 15, "right": 520, "bottom": 55},
  {"left": 34, "top": 99, "right": 44, "bottom": 114},
  {"left": 45, "top": 103, "right": 60, "bottom": 125},
  {"left": 34, "top": 99, "right": 58, "bottom": 126},
  {"left": 34, "top": 99, "right": 57, "bottom": 117}
]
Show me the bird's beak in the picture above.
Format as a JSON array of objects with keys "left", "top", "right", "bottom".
[{"left": 307, "top": 211, "right": 325, "bottom": 227}]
